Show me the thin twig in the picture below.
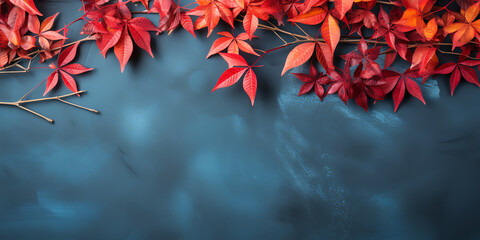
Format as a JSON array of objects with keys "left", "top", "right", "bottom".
[
  {"left": 0, "top": 91, "right": 99, "bottom": 123},
  {"left": 56, "top": 98, "right": 99, "bottom": 113}
]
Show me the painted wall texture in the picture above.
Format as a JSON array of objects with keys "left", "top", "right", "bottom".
[{"left": 1, "top": 1, "right": 480, "bottom": 240}]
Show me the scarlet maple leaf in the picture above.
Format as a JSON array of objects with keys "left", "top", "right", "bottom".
[
  {"left": 206, "top": 31, "right": 258, "bottom": 58},
  {"left": 434, "top": 47, "right": 480, "bottom": 95},
  {"left": 211, "top": 53, "right": 258, "bottom": 105},
  {"left": 44, "top": 43, "right": 93, "bottom": 95},
  {"left": 292, "top": 62, "right": 331, "bottom": 100},
  {"left": 444, "top": 2, "right": 480, "bottom": 49},
  {"left": 28, "top": 13, "right": 67, "bottom": 50}
]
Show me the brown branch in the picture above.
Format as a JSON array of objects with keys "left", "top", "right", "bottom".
[{"left": 0, "top": 90, "right": 99, "bottom": 123}]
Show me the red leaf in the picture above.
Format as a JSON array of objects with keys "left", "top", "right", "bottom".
[
  {"left": 303, "top": 0, "right": 327, "bottom": 14},
  {"left": 405, "top": 77, "right": 426, "bottom": 104},
  {"left": 314, "top": 83, "right": 325, "bottom": 100},
  {"left": 292, "top": 73, "right": 312, "bottom": 83},
  {"left": 180, "top": 13, "right": 196, "bottom": 38},
  {"left": 27, "top": 14, "right": 40, "bottom": 34},
  {"left": 243, "top": 68, "right": 257, "bottom": 106},
  {"left": 434, "top": 63, "right": 456, "bottom": 74},
  {"left": 42, "top": 31, "right": 68, "bottom": 41},
  {"left": 243, "top": 11, "right": 258, "bottom": 40},
  {"left": 128, "top": 26, "right": 154, "bottom": 57},
  {"left": 216, "top": 2, "right": 234, "bottom": 27},
  {"left": 281, "top": 42, "right": 315, "bottom": 76},
  {"left": 129, "top": 17, "right": 158, "bottom": 31},
  {"left": 114, "top": 28, "right": 134, "bottom": 73},
  {"left": 212, "top": 67, "right": 247, "bottom": 91},
  {"left": 153, "top": 0, "right": 173, "bottom": 17},
  {"left": 205, "top": 4, "right": 221, "bottom": 37},
  {"left": 298, "top": 82, "right": 315, "bottom": 96},
  {"left": 59, "top": 70, "right": 78, "bottom": 94},
  {"left": 459, "top": 65, "right": 480, "bottom": 87},
  {"left": 57, "top": 43, "right": 79, "bottom": 67},
  {"left": 334, "top": 0, "right": 354, "bottom": 19},
  {"left": 44, "top": 71, "right": 58, "bottom": 95},
  {"left": 450, "top": 67, "right": 461, "bottom": 96},
  {"left": 206, "top": 37, "right": 233, "bottom": 58},
  {"left": 355, "top": 91, "right": 368, "bottom": 112},
  {"left": 99, "top": 29, "right": 123, "bottom": 56},
  {"left": 316, "top": 42, "right": 334, "bottom": 72},
  {"left": 219, "top": 53, "right": 249, "bottom": 68},
  {"left": 61, "top": 63, "right": 94, "bottom": 75},
  {"left": 10, "top": 0, "right": 42, "bottom": 15},
  {"left": 393, "top": 77, "right": 405, "bottom": 112},
  {"left": 380, "top": 70, "right": 401, "bottom": 93},
  {"left": 236, "top": 40, "right": 259, "bottom": 56},
  {"left": 384, "top": 51, "right": 397, "bottom": 69}
]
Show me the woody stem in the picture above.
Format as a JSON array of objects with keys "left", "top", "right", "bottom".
[{"left": 0, "top": 91, "right": 99, "bottom": 123}]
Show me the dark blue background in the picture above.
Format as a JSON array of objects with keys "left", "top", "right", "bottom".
[{"left": 1, "top": 1, "right": 480, "bottom": 239}]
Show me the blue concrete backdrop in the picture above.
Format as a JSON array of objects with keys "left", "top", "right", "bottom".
[{"left": 1, "top": 1, "right": 480, "bottom": 239}]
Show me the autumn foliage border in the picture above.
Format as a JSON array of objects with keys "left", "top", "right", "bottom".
[{"left": 1, "top": 0, "right": 480, "bottom": 122}]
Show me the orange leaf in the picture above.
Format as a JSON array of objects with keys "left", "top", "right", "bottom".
[
  {"left": 288, "top": 7, "right": 327, "bottom": 25},
  {"left": 281, "top": 42, "right": 315, "bottom": 76},
  {"left": 424, "top": 18, "right": 437, "bottom": 41},
  {"left": 451, "top": 25, "right": 475, "bottom": 50},
  {"left": 465, "top": 2, "right": 480, "bottom": 23},
  {"left": 411, "top": 46, "right": 436, "bottom": 70},
  {"left": 40, "top": 13, "right": 59, "bottom": 32},
  {"left": 393, "top": 8, "right": 420, "bottom": 29},
  {"left": 321, "top": 14, "right": 340, "bottom": 53}
]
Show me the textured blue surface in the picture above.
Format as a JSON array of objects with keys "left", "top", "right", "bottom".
[{"left": 1, "top": 1, "right": 480, "bottom": 239}]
